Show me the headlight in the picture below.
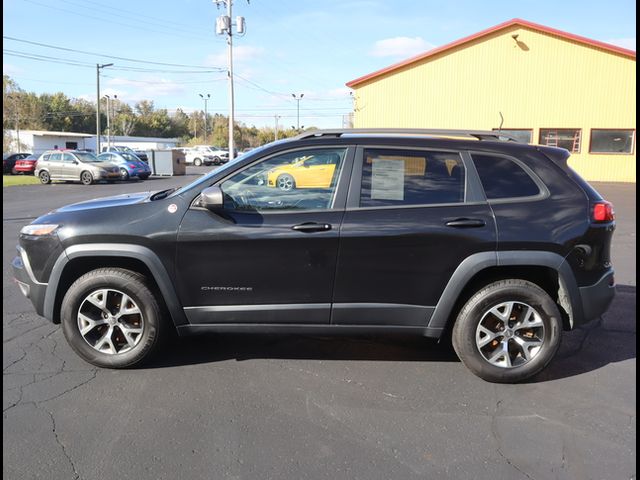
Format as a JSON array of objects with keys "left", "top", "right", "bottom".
[{"left": 20, "top": 224, "right": 59, "bottom": 236}]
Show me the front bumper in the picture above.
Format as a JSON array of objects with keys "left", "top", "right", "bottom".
[
  {"left": 577, "top": 269, "right": 616, "bottom": 325},
  {"left": 12, "top": 247, "right": 48, "bottom": 319}
]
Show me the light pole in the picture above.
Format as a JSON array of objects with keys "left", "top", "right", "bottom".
[
  {"left": 274, "top": 114, "right": 281, "bottom": 141},
  {"left": 199, "top": 93, "right": 210, "bottom": 143},
  {"left": 96, "top": 63, "right": 114, "bottom": 153},
  {"left": 292, "top": 93, "right": 304, "bottom": 131}
]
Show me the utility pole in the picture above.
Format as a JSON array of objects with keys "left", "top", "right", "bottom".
[
  {"left": 215, "top": 0, "right": 247, "bottom": 160},
  {"left": 104, "top": 95, "right": 111, "bottom": 149},
  {"left": 199, "top": 93, "right": 211, "bottom": 143},
  {"left": 96, "top": 63, "right": 113, "bottom": 153},
  {"left": 292, "top": 93, "right": 304, "bottom": 131},
  {"left": 274, "top": 114, "right": 281, "bottom": 141},
  {"left": 8, "top": 95, "right": 20, "bottom": 151}
]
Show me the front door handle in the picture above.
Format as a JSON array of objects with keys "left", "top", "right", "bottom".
[
  {"left": 292, "top": 222, "right": 332, "bottom": 233},
  {"left": 445, "top": 218, "right": 486, "bottom": 228}
]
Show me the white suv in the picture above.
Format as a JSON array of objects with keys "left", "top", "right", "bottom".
[{"left": 192, "top": 145, "right": 229, "bottom": 165}]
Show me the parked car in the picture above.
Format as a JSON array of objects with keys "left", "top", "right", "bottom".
[
  {"left": 3, "top": 153, "right": 31, "bottom": 174},
  {"left": 13, "top": 128, "right": 616, "bottom": 383},
  {"left": 13, "top": 154, "right": 39, "bottom": 175},
  {"left": 266, "top": 152, "right": 340, "bottom": 190},
  {"left": 35, "top": 150, "right": 121, "bottom": 185},
  {"left": 97, "top": 152, "right": 151, "bottom": 180},
  {"left": 182, "top": 149, "right": 213, "bottom": 167},
  {"left": 101, "top": 146, "right": 148, "bottom": 163},
  {"left": 192, "top": 145, "right": 229, "bottom": 165}
]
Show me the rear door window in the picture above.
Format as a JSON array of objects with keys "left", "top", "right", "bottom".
[{"left": 359, "top": 148, "right": 465, "bottom": 207}]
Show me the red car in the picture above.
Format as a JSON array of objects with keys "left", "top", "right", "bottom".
[{"left": 13, "top": 154, "right": 39, "bottom": 175}]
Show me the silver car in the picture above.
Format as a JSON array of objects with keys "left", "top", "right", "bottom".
[{"left": 35, "top": 150, "right": 121, "bottom": 185}]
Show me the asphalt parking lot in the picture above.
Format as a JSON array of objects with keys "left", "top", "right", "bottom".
[{"left": 3, "top": 172, "right": 636, "bottom": 480}]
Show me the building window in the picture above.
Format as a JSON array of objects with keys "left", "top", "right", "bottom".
[
  {"left": 492, "top": 129, "right": 532, "bottom": 143},
  {"left": 589, "top": 129, "right": 635, "bottom": 154},
  {"left": 539, "top": 129, "right": 582, "bottom": 153}
]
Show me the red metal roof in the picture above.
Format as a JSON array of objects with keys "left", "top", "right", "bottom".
[{"left": 346, "top": 18, "right": 636, "bottom": 88}]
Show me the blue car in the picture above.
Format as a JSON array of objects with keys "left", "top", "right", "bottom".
[{"left": 97, "top": 152, "right": 151, "bottom": 181}]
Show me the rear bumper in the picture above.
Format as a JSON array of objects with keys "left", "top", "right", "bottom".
[
  {"left": 14, "top": 165, "right": 35, "bottom": 173},
  {"left": 577, "top": 270, "right": 616, "bottom": 326},
  {"left": 12, "top": 247, "right": 48, "bottom": 319}
]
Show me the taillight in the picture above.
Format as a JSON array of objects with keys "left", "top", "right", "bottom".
[
  {"left": 128, "top": 163, "right": 137, "bottom": 168},
  {"left": 592, "top": 202, "right": 615, "bottom": 222}
]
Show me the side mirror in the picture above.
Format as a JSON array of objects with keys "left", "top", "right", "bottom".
[{"left": 201, "top": 185, "right": 224, "bottom": 212}]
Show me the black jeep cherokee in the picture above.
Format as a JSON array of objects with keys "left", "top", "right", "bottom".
[{"left": 12, "top": 129, "right": 616, "bottom": 383}]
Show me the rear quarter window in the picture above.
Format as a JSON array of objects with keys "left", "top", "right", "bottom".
[{"left": 472, "top": 153, "right": 541, "bottom": 200}]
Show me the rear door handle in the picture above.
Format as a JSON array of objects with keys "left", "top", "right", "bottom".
[
  {"left": 292, "top": 222, "right": 332, "bottom": 233},
  {"left": 445, "top": 218, "right": 486, "bottom": 228}
]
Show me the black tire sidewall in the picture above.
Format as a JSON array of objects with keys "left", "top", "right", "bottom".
[
  {"left": 453, "top": 281, "right": 562, "bottom": 383},
  {"left": 81, "top": 171, "right": 93, "bottom": 185},
  {"left": 61, "top": 269, "right": 162, "bottom": 368},
  {"left": 40, "top": 171, "right": 50, "bottom": 184}
]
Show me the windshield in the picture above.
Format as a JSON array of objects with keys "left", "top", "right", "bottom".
[
  {"left": 74, "top": 152, "right": 99, "bottom": 162},
  {"left": 172, "top": 144, "right": 272, "bottom": 197}
]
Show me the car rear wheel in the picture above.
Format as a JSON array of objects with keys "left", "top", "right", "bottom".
[
  {"left": 80, "top": 171, "right": 94, "bottom": 185},
  {"left": 212, "top": 156, "right": 221, "bottom": 165},
  {"left": 194, "top": 158, "right": 202, "bottom": 166},
  {"left": 276, "top": 174, "right": 296, "bottom": 191},
  {"left": 39, "top": 171, "right": 51, "bottom": 184},
  {"left": 61, "top": 268, "right": 168, "bottom": 368},
  {"left": 120, "top": 168, "right": 129, "bottom": 181},
  {"left": 452, "top": 279, "right": 562, "bottom": 383}
]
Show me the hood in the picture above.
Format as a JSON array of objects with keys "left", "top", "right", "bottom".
[{"left": 53, "top": 191, "right": 151, "bottom": 213}]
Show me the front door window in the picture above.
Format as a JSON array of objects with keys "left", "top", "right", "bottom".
[{"left": 219, "top": 148, "right": 347, "bottom": 211}]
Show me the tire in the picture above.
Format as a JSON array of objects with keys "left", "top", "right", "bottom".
[
  {"left": 213, "top": 156, "right": 221, "bottom": 165},
  {"left": 194, "top": 157, "right": 202, "bottom": 167},
  {"left": 80, "top": 171, "right": 93, "bottom": 185},
  {"left": 61, "top": 268, "right": 167, "bottom": 368},
  {"left": 276, "top": 173, "right": 296, "bottom": 191},
  {"left": 11, "top": 167, "right": 18, "bottom": 175},
  {"left": 120, "top": 168, "right": 130, "bottom": 181},
  {"left": 452, "top": 279, "right": 562, "bottom": 383},
  {"left": 39, "top": 170, "right": 51, "bottom": 184},
  {"left": 139, "top": 174, "right": 149, "bottom": 180}
]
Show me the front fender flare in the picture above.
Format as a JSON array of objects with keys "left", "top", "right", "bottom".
[{"left": 44, "top": 243, "right": 187, "bottom": 327}]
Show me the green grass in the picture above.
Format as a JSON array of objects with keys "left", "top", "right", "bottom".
[{"left": 3, "top": 175, "right": 41, "bottom": 187}]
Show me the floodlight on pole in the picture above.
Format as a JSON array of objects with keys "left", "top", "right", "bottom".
[
  {"left": 199, "top": 93, "right": 211, "bottom": 143},
  {"left": 292, "top": 93, "right": 304, "bottom": 131}
]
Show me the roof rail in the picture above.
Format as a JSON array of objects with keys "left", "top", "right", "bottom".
[{"left": 293, "top": 128, "right": 521, "bottom": 143}]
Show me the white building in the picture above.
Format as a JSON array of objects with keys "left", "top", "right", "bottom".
[{"left": 7, "top": 130, "right": 179, "bottom": 155}]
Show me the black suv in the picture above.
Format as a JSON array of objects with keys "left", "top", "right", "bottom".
[{"left": 12, "top": 129, "right": 616, "bottom": 382}]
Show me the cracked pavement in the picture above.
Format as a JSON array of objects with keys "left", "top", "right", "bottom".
[{"left": 3, "top": 176, "right": 636, "bottom": 480}]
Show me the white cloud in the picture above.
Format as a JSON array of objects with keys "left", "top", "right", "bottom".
[
  {"left": 370, "top": 36, "right": 435, "bottom": 58},
  {"left": 205, "top": 45, "right": 265, "bottom": 67},
  {"left": 3, "top": 64, "right": 23, "bottom": 76},
  {"left": 606, "top": 37, "right": 636, "bottom": 50}
]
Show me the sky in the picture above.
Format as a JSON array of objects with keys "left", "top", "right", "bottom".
[{"left": 3, "top": 0, "right": 637, "bottom": 130}]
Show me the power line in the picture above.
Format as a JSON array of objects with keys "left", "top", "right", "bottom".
[
  {"left": 4, "top": 36, "right": 225, "bottom": 71},
  {"left": 21, "top": 0, "right": 221, "bottom": 45}
]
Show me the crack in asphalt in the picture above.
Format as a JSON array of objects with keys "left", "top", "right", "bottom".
[
  {"left": 43, "top": 407, "right": 81, "bottom": 480},
  {"left": 490, "top": 393, "right": 536, "bottom": 480}
]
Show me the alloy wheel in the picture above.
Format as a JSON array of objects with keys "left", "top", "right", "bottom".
[
  {"left": 77, "top": 288, "right": 145, "bottom": 355},
  {"left": 475, "top": 301, "right": 545, "bottom": 368}
]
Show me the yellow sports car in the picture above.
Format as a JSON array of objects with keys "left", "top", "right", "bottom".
[{"left": 267, "top": 154, "right": 338, "bottom": 190}]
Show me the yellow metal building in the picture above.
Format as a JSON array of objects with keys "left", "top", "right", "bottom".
[{"left": 347, "top": 19, "right": 636, "bottom": 182}]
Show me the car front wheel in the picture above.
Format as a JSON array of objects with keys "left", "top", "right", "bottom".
[
  {"left": 194, "top": 158, "right": 202, "bottom": 167},
  {"left": 120, "top": 168, "right": 130, "bottom": 181},
  {"left": 61, "top": 268, "right": 167, "bottom": 368},
  {"left": 452, "top": 279, "right": 562, "bottom": 383}
]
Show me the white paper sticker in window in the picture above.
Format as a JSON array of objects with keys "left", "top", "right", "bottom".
[{"left": 371, "top": 158, "right": 405, "bottom": 201}]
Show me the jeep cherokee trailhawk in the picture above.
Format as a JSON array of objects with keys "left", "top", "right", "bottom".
[{"left": 12, "top": 129, "right": 616, "bottom": 382}]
